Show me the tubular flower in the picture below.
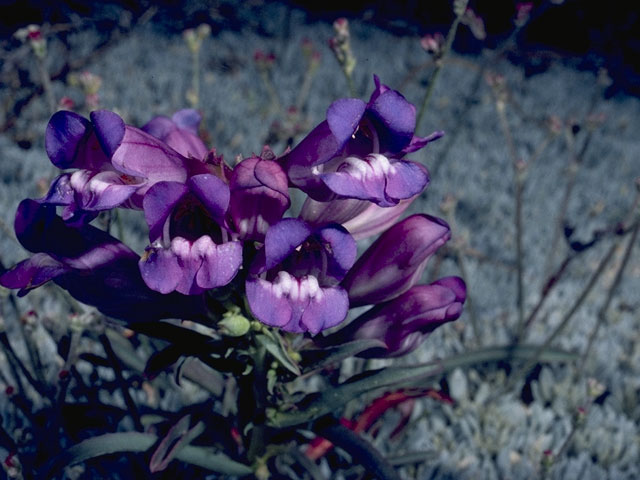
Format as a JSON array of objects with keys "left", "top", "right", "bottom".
[
  {"left": 0, "top": 200, "right": 206, "bottom": 322},
  {"left": 245, "top": 218, "right": 357, "bottom": 334},
  {"left": 282, "top": 75, "right": 442, "bottom": 207},
  {"left": 2, "top": 74, "right": 465, "bottom": 340},
  {"left": 328, "top": 277, "right": 466, "bottom": 358},
  {"left": 139, "top": 174, "right": 242, "bottom": 295},
  {"left": 41, "top": 109, "right": 210, "bottom": 224},
  {"left": 341, "top": 214, "right": 451, "bottom": 307}
]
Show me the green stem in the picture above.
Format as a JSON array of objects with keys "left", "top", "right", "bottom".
[
  {"left": 99, "top": 333, "right": 143, "bottom": 432},
  {"left": 505, "top": 237, "right": 620, "bottom": 393},
  {"left": 416, "top": 9, "right": 464, "bottom": 131},
  {"left": 247, "top": 344, "right": 267, "bottom": 462}
]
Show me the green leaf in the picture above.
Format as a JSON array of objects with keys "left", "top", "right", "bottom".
[
  {"left": 268, "top": 344, "right": 577, "bottom": 428},
  {"left": 255, "top": 334, "right": 301, "bottom": 376},
  {"left": 300, "top": 339, "right": 387, "bottom": 373},
  {"left": 40, "top": 432, "right": 252, "bottom": 479},
  {"left": 149, "top": 415, "right": 205, "bottom": 473}
]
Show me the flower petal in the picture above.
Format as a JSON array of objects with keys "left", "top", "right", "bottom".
[
  {"left": 45, "top": 111, "right": 110, "bottom": 170},
  {"left": 90, "top": 110, "right": 126, "bottom": 158},
  {"left": 367, "top": 86, "right": 415, "bottom": 153},
  {"left": 246, "top": 272, "right": 349, "bottom": 334},
  {"left": 187, "top": 174, "right": 230, "bottom": 226},
  {"left": 143, "top": 181, "right": 189, "bottom": 242},
  {"left": 314, "top": 224, "right": 357, "bottom": 283},
  {"left": 383, "top": 159, "right": 429, "bottom": 202},
  {"left": 326, "top": 98, "right": 367, "bottom": 147},
  {"left": 0, "top": 253, "right": 68, "bottom": 296},
  {"left": 142, "top": 109, "right": 208, "bottom": 159},
  {"left": 139, "top": 245, "right": 182, "bottom": 294},
  {"left": 230, "top": 156, "right": 290, "bottom": 240},
  {"left": 192, "top": 235, "right": 243, "bottom": 290},
  {"left": 263, "top": 218, "right": 312, "bottom": 272}
]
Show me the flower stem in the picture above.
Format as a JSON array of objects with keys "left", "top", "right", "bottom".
[
  {"left": 416, "top": 4, "right": 465, "bottom": 132},
  {"left": 99, "top": 332, "right": 143, "bottom": 432},
  {"left": 247, "top": 344, "right": 267, "bottom": 462},
  {"left": 506, "top": 233, "right": 621, "bottom": 393},
  {"left": 493, "top": 87, "right": 526, "bottom": 339}
]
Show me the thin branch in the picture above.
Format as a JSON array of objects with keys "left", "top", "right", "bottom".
[{"left": 99, "top": 332, "right": 143, "bottom": 432}]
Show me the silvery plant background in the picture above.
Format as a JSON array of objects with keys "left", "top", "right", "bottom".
[{"left": 0, "top": 1, "right": 639, "bottom": 479}]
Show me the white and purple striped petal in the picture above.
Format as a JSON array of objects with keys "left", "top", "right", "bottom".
[
  {"left": 321, "top": 154, "right": 429, "bottom": 207},
  {"left": 246, "top": 272, "right": 349, "bottom": 334},
  {"left": 139, "top": 236, "right": 242, "bottom": 295}
]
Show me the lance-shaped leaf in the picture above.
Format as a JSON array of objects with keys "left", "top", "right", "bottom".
[
  {"left": 149, "top": 415, "right": 205, "bottom": 473},
  {"left": 267, "top": 344, "right": 578, "bottom": 428},
  {"left": 40, "top": 432, "right": 253, "bottom": 478},
  {"left": 300, "top": 339, "right": 387, "bottom": 374}
]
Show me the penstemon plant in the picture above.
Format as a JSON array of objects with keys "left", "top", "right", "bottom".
[{"left": 1, "top": 76, "right": 466, "bottom": 478}]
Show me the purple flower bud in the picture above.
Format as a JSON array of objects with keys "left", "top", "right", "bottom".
[
  {"left": 141, "top": 109, "right": 208, "bottom": 160},
  {"left": 330, "top": 277, "right": 466, "bottom": 358},
  {"left": 229, "top": 156, "right": 290, "bottom": 241},
  {"left": 341, "top": 214, "right": 450, "bottom": 307}
]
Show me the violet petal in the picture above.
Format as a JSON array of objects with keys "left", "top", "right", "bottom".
[
  {"left": 341, "top": 214, "right": 451, "bottom": 306},
  {"left": 143, "top": 181, "right": 189, "bottom": 242}
]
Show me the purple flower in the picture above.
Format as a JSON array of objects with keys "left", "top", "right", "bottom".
[
  {"left": 139, "top": 174, "right": 242, "bottom": 295},
  {"left": 0, "top": 200, "right": 206, "bottom": 322},
  {"left": 141, "top": 109, "right": 208, "bottom": 160},
  {"left": 324, "top": 277, "right": 466, "bottom": 358},
  {"left": 282, "top": 75, "right": 442, "bottom": 205},
  {"left": 229, "top": 155, "right": 290, "bottom": 241},
  {"left": 341, "top": 214, "right": 451, "bottom": 307},
  {"left": 41, "top": 110, "right": 210, "bottom": 223},
  {"left": 245, "top": 218, "right": 357, "bottom": 334}
]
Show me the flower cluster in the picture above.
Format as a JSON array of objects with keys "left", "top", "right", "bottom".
[{"left": 0, "top": 76, "right": 465, "bottom": 357}]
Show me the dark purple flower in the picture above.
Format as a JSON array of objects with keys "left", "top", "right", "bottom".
[
  {"left": 245, "top": 218, "right": 357, "bottom": 334},
  {"left": 41, "top": 110, "right": 210, "bottom": 223},
  {"left": 141, "top": 109, "right": 208, "bottom": 160},
  {"left": 282, "top": 75, "right": 442, "bottom": 204},
  {"left": 139, "top": 174, "right": 242, "bottom": 295},
  {"left": 325, "top": 277, "right": 466, "bottom": 358},
  {"left": 229, "top": 155, "right": 290, "bottom": 241},
  {"left": 341, "top": 214, "right": 451, "bottom": 307},
  {"left": 0, "top": 200, "right": 206, "bottom": 322}
]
